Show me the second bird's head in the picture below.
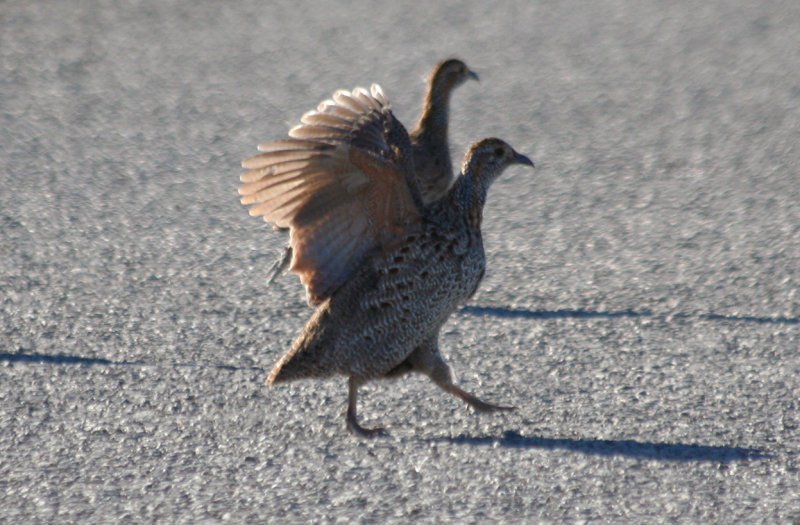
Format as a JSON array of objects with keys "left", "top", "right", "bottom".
[{"left": 430, "top": 58, "right": 480, "bottom": 91}]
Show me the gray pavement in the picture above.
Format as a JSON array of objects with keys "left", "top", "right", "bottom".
[{"left": 2, "top": 1, "right": 799, "bottom": 522}]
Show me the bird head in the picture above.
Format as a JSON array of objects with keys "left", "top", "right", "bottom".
[
  {"left": 461, "top": 138, "right": 534, "bottom": 188},
  {"left": 452, "top": 138, "right": 534, "bottom": 224},
  {"left": 430, "top": 58, "right": 479, "bottom": 92}
]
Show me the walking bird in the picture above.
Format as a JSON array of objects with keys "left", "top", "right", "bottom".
[{"left": 240, "top": 82, "right": 533, "bottom": 436}]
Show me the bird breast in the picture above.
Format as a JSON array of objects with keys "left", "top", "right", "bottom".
[{"left": 368, "top": 220, "right": 485, "bottom": 322}]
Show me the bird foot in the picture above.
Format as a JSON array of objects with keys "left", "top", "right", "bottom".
[
  {"left": 266, "top": 245, "right": 292, "bottom": 284},
  {"left": 347, "top": 420, "right": 388, "bottom": 438},
  {"left": 468, "top": 399, "right": 516, "bottom": 413},
  {"left": 446, "top": 384, "right": 516, "bottom": 413}
]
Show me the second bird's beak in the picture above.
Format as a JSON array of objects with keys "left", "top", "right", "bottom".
[{"left": 468, "top": 69, "right": 480, "bottom": 82}]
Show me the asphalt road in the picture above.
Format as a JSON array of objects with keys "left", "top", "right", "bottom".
[{"left": 2, "top": 1, "right": 799, "bottom": 522}]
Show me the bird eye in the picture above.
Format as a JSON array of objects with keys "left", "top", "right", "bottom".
[{"left": 493, "top": 147, "right": 504, "bottom": 157}]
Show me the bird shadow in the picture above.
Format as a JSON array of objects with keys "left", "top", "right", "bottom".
[
  {"left": 461, "top": 305, "right": 800, "bottom": 325},
  {"left": 0, "top": 352, "right": 264, "bottom": 371},
  {"left": 423, "top": 430, "right": 770, "bottom": 462},
  {"left": 0, "top": 352, "right": 126, "bottom": 365}
]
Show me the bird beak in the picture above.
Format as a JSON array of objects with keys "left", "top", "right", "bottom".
[
  {"left": 468, "top": 69, "right": 480, "bottom": 82},
  {"left": 513, "top": 152, "right": 535, "bottom": 168}
]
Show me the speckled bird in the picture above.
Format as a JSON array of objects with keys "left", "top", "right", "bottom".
[
  {"left": 240, "top": 82, "right": 533, "bottom": 436},
  {"left": 265, "top": 59, "right": 478, "bottom": 283}
]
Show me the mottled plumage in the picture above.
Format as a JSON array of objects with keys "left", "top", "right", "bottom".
[
  {"left": 240, "top": 81, "right": 533, "bottom": 436},
  {"left": 263, "top": 59, "right": 478, "bottom": 284}
]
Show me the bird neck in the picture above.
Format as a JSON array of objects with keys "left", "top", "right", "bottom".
[
  {"left": 412, "top": 81, "right": 452, "bottom": 147},
  {"left": 447, "top": 168, "right": 487, "bottom": 228}
]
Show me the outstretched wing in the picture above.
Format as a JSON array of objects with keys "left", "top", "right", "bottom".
[{"left": 240, "top": 84, "right": 423, "bottom": 304}]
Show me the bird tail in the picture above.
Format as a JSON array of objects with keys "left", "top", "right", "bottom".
[
  {"left": 266, "top": 351, "right": 295, "bottom": 384},
  {"left": 266, "top": 299, "right": 335, "bottom": 385}
]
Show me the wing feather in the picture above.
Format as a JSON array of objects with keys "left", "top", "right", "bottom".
[
  {"left": 255, "top": 139, "right": 324, "bottom": 153},
  {"left": 240, "top": 84, "right": 422, "bottom": 304}
]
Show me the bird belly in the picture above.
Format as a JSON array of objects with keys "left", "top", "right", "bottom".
[{"left": 272, "top": 228, "right": 485, "bottom": 382}]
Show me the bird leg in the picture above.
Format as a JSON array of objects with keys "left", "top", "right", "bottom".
[
  {"left": 346, "top": 377, "right": 387, "bottom": 437},
  {"left": 410, "top": 342, "right": 516, "bottom": 413},
  {"left": 266, "top": 244, "right": 293, "bottom": 284},
  {"left": 437, "top": 381, "right": 515, "bottom": 413}
]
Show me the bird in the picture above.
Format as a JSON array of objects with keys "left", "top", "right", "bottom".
[
  {"left": 263, "top": 59, "right": 478, "bottom": 284},
  {"left": 409, "top": 58, "right": 480, "bottom": 203},
  {"left": 239, "top": 83, "right": 533, "bottom": 437}
]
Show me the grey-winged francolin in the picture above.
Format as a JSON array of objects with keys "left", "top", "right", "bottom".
[{"left": 240, "top": 83, "right": 533, "bottom": 436}]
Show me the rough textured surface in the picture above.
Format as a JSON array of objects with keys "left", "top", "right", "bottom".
[{"left": 2, "top": 0, "right": 799, "bottom": 522}]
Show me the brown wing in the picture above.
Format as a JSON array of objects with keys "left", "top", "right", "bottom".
[{"left": 240, "top": 84, "right": 423, "bottom": 304}]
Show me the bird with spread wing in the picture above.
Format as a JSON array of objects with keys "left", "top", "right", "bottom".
[{"left": 240, "top": 75, "right": 533, "bottom": 437}]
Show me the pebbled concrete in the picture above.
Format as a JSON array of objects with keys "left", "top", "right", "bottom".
[{"left": 2, "top": 1, "right": 799, "bottom": 522}]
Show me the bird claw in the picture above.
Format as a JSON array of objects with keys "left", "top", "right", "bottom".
[
  {"left": 447, "top": 383, "right": 516, "bottom": 414},
  {"left": 466, "top": 398, "right": 517, "bottom": 414},
  {"left": 347, "top": 421, "right": 389, "bottom": 438},
  {"left": 266, "top": 245, "right": 292, "bottom": 284}
]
